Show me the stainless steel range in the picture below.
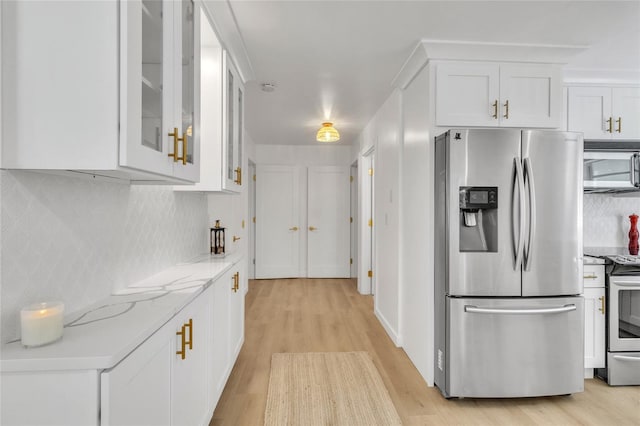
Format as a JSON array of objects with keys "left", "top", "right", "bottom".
[{"left": 587, "top": 248, "right": 640, "bottom": 385}]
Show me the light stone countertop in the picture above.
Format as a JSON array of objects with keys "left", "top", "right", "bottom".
[{"left": 0, "top": 253, "right": 241, "bottom": 372}]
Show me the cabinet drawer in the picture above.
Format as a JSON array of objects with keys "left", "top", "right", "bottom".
[{"left": 583, "top": 265, "right": 605, "bottom": 288}]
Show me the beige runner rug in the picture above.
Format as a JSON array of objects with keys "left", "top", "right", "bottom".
[{"left": 264, "top": 351, "right": 402, "bottom": 426}]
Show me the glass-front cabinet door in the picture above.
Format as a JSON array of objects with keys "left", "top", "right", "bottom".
[
  {"left": 121, "top": 0, "right": 199, "bottom": 182},
  {"left": 172, "top": 0, "right": 200, "bottom": 181},
  {"left": 222, "top": 51, "right": 243, "bottom": 192}
]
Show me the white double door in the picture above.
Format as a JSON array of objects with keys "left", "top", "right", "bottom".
[{"left": 256, "top": 165, "right": 350, "bottom": 278}]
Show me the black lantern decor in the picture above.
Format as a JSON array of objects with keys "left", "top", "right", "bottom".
[{"left": 210, "top": 220, "right": 226, "bottom": 255}]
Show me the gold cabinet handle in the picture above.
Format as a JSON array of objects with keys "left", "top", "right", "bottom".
[
  {"left": 235, "top": 272, "right": 240, "bottom": 291},
  {"left": 583, "top": 274, "right": 598, "bottom": 279},
  {"left": 599, "top": 296, "right": 605, "bottom": 315},
  {"left": 234, "top": 167, "right": 242, "bottom": 185},
  {"left": 168, "top": 127, "right": 182, "bottom": 162},
  {"left": 233, "top": 235, "right": 241, "bottom": 242},
  {"left": 178, "top": 131, "right": 188, "bottom": 165},
  {"left": 606, "top": 117, "right": 613, "bottom": 133},
  {"left": 176, "top": 324, "right": 187, "bottom": 360},
  {"left": 616, "top": 117, "right": 622, "bottom": 133},
  {"left": 176, "top": 318, "right": 194, "bottom": 360},
  {"left": 503, "top": 100, "right": 509, "bottom": 119},
  {"left": 232, "top": 273, "right": 238, "bottom": 292},
  {"left": 309, "top": 226, "right": 317, "bottom": 231},
  {"left": 492, "top": 100, "right": 498, "bottom": 119},
  {"left": 185, "top": 318, "right": 193, "bottom": 350},
  {"left": 289, "top": 226, "right": 299, "bottom": 231}
]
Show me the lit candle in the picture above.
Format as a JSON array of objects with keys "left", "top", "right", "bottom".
[{"left": 20, "top": 302, "right": 64, "bottom": 347}]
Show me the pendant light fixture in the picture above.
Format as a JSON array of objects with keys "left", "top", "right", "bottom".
[{"left": 316, "top": 122, "right": 340, "bottom": 142}]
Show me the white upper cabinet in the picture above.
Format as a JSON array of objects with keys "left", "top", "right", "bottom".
[
  {"left": 436, "top": 61, "right": 562, "bottom": 128},
  {"left": 1, "top": 0, "right": 200, "bottom": 183},
  {"left": 222, "top": 51, "right": 245, "bottom": 192},
  {"left": 568, "top": 87, "right": 640, "bottom": 140},
  {"left": 175, "top": 12, "right": 244, "bottom": 193}
]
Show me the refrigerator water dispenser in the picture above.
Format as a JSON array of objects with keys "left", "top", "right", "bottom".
[{"left": 459, "top": 187, "right": 498, "bottom": 252}]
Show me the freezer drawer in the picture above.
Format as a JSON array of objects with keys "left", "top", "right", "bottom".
[
  {"left": 444, "top": 296, "right": 584, "bottom": 398},
  {"left": 606, "top": 352, "right": 640, "bottom": 386}
]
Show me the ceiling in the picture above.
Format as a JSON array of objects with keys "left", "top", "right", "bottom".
[{"left": 222, "top": 1, "right": 640, "bottom": 146}]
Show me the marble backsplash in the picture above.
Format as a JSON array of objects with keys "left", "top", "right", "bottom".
[
  {"left": 584, "top": 193, "right": 640, "bottom": 248},
  {"left": 1, "top": 171, "right": 208, "bottom": 342}
]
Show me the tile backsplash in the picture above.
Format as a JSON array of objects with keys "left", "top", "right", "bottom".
[
  {"left": 584, "top": 193, "right": 640, "bottom": 248},
  {"left": 1, "top": 171, "right": 208, "bottom": 342}
]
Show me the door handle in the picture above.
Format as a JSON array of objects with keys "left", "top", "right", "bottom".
[
  {"left": 523, "top": 157, "right": 536, "bottom": 272},
  {"left": 309, "top": 226, "right": 317, "bottom": 231},
  {"left": 465, "top": 304, "right": 576, "bottom": 315},
  {"left": 513, "top": 158, "right": 525, "bottom": 271},
  {"left": 289, "top": 226, "right": 299, "bottom": 231}
]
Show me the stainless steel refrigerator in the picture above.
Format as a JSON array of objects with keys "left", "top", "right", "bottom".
[{"left": 434, "top": 129, "right": 584, "bottom": 398}]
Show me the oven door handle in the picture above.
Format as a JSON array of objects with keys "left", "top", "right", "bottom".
[
  {"left": 631, "top": 153, "right": 639, "bottom": 188},
  {"left": 612, "top": 281, "right": 640, "bottom": 287},
  {"left": 613, "top": 355, "right": 640, "bottom": 362}
]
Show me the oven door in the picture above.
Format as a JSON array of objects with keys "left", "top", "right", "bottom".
[{"left": 609, "top": 276, "right": 640, "bottom": 352}]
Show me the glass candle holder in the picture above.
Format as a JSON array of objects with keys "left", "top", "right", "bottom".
[{"left": 20, "top": 302, "right": 64, "bottom": 347}]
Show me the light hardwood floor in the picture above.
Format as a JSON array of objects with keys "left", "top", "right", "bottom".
[{"left": 210, "top": 278, "right": 640, "bottom": 425}]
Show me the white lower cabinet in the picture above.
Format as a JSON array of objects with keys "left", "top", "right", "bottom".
[
  {"left": 101, "top": 325, "right": 173, "bottom": 425},
  {"left": 1, "top": 257, "right": 245, "bottom": 426},
  {"left": 171, "top": 287, "right": 213, "bottom": 426},
  {"left": 101, "top": 285, "right": 214, "bottom": 426},
  {"left": 211, "top": 262, "right": 246, "bottom": 405},
  {"left": 583, "top": 264, "right": 606, "bottom": 376}
]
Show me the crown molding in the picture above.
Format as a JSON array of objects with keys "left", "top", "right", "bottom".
[
  {"left": 391, "top": 39, "right": 588, "bottom": 90},
  {"left": 201, "top": 0, "right": 255, "bottom": 83}
]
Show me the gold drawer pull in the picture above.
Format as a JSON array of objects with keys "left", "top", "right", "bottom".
[
  {"left": 599, "top": 296, "right": 605, "bottom": 315},
  {"left": 583, "top": 274, "right": 598, "bottom": 279},
  {"left": 289, "top": 226, "right": 299, "bottom": 231}
]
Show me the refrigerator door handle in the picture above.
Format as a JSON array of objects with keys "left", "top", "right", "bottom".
[
  {"left": 523, "top": 157, "right": 536, "bottom": 272},
  {"left": 513, "top": 157, "right": 526, "bottom": 270},
  {"left": 464, "top": 304, "right": 577, "bottom": 315}
]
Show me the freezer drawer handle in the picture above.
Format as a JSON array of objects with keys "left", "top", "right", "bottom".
[
  {"left": 613, "top": 355, "right": 640, "bottom": 362},
  {"left": 464, "top": 304, "right": 576, "bottom": 315}
]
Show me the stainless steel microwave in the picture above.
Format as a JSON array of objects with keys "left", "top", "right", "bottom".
[{"left": 584, "top": 141, "right": 640, "bottom": 193}]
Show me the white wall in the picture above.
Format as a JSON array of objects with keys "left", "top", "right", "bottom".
[
  {"left": 400, "top": 65, "right": 434, "bottom": 385},
  {"left": 1, "top": 171, "right": 208, "bottom": 342},
  {"left": 255, "top": 144, "right": 352, "bottom": 166},
  {"left": 584, "top": 194, "right": 640, "bottom": 247},
  {"left": 371, "top": 90, "right": 403, "bottom": 346}
]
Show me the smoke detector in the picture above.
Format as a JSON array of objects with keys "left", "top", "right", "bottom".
[{"left": 260, "top": 82, "right": 276, "bottom": 93}]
